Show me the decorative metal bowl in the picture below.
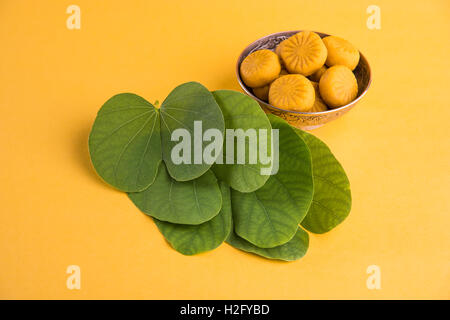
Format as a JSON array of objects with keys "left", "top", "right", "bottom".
[{"left": 236, "top": 31, "right": 372, "bottom": 130}]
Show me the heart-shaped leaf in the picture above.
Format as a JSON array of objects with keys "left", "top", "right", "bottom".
[
  {"left": 227, "top": 225, "right": 309, "bottom": 261},
  {"left": 212, "top": 90, "right": 272, "bottom": 193},
  {"left": 153, "top": 181, "right": 232, "bottom": 255},
  {"left": 294, "top": 129, "right": 352, "bottom": 233},
  {"left": 128, "top": 162, "right": 222, "bottom": 225},
  {"left": 88, "top": 93, "right": 161, "bottom": 192},
  {"left": 160, "top": 82, "right": 225, "bottom": 181},
  {"left": 231, "top": 114, "right": 313, "bottom": 248}
]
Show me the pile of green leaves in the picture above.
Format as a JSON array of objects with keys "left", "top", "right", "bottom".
[{"left": 89, "top": 82, "right": 351, "bottom": 261}]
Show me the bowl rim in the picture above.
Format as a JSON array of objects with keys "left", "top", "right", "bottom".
[{"left": 236, "top": 30, "right": 372, "bottom": 115}]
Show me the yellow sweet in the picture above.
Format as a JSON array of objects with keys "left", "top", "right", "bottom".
[
  {"left": 240, "top": 49, "right": 281, "bottom": 88},
  {"left": 279, "top": 31, "right": 327, "bottom": 76},
  {"left": 253, "top": 85, "right": 270, "bottom": 101},
  {"left": 269, "top": 74, "right": 315, "bottom": 112},
  {"left": 319, "top": 65, "right": 358, "bottom": 108},
  {"left": 309, "top": 65, "right": 327, "bottom": 82},
  {"left": 322, "top": 36, "right": 360, "bottom": 70},
  {"left": 309, "top": 82, "right": 328, "bottom": 112}
]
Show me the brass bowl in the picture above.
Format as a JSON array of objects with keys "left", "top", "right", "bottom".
[{"left": 236, "top": 30, "right": 372, "bottom": 130}]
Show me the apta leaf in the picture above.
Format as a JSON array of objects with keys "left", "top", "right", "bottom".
[
  {"left": 227, "top": 225, "right": 309, "bottom": 261},
  {"left": 128, "top": 162, "right": 222, "bottom": 225},
  {"left": 160, "top": 82, "right": 225, "bottom": 181},
  {"left": 295, "top": 129, "right": 352, "bottom": 233},
  {"left": 153, "top": 181, "right": 232, "bottom": 255},
  {"left": 88, "top": 93, "right": 161, "bottom": 192},
  {"left": 212, "top": 90, "right": 272, "bottom": 193},
  {"left": 231, "top": 114, "right": 313, "bottom": 248}
]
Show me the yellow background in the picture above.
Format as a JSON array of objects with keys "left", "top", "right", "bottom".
[{"left": 1, "top": 0, "right": 449, "bottom": 299}]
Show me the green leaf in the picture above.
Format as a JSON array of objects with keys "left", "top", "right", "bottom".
[
  {"left": 128, "top": 162, "right": 222, "bottom": 225},
  {"left": 227, "top": 225, "right": 309, "bottom": 261},
  {"left": 153, "top": 181, "right": 232, "bottom": 255},
  {"left": 231, "top": 114, "right": 314, "bottom": 248},
  {"left": 294, "top": 129, "right": 352, "bottom": 233},
  {"left": 211, "top": 90, "right": 272, "bottom": 193},
  {"left": 160, "top": 82, "right": 225, "bottom": 181},
  {"left": 88, "top": 93, "right": 161, "bottom": 192}
]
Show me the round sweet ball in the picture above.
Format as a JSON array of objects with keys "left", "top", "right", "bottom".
[
  {"left": 253, "top": 85, "right": 270, "bottom": 101},
  {"left": 319, "top": 65, "right": 358, "bottom": 108},
  {"left": 240, "top": 49, "right": 281, "bottom": 88},
  {"left": 322, "top": 36, "right": 360, "bottom": 71},
  {"left": 279, "top": 31, "right": 327, "bottom": 76},
  {"left": 309, "top": 65, "right": 327, "bottom": 82},
  {"left": 309, "top": 81, "right": 328, "bottom": 112},
  {"left": 269, "top": 74, "right": 315, "bottom": 112}
]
